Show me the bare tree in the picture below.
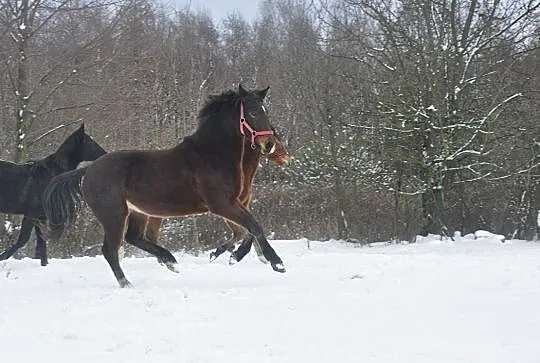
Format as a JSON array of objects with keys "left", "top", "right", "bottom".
[
  {"left": 0, "top": 0, "right": 131, "bottom": 161},
  {"left": 323, "top": 0, "right": 540, "bottom": 237}
]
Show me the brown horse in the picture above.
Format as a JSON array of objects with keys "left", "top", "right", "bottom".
[
  {"left": 43, "top": 85, "right": 289, "bottom": 287},
  {"left": 119, "top": 138, "right": 290, "bottom": 266}
]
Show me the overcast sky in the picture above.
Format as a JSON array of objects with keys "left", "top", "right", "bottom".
[{"left": 169, "top": 0, "right": 262, "bottom": 22}]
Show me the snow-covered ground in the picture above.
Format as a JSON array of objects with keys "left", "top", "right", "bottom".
[{"left": 1, "top": 233, "right": 540, "bottom": 362}]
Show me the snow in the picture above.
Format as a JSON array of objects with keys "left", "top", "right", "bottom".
[
  {"left": 4, "top": 221, "right": 13, "bottom": 233},
  {"left": 1, "top": 235, "right": 540, "bottom": 362},
  {"left": 472, "top": 229, "right": 505, "bottom": 242}
]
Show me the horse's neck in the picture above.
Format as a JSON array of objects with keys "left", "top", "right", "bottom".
[
  {"left": 183, "top": 133, "right": 259, "bottom": 176},
  {"left": 241, "top": 148, "right": 261, "bottom": 177},
  {"left": 43, "top": 153, "right": 73, "bottom": 173}
]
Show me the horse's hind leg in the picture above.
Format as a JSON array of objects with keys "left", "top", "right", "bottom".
[
  {"left": 102, "top": 235, "right": 131, "bottom": 288},
  {"left": 101, "top": 220, "right": 131, "bottom": 288},
  {"left": 34, "top": 225, "right": 48, "bottom": 266},
  {"left": 93, "top": 205, "right": 132, "bottom": 288},
  {"left": 124, "top": 213, "right": 179, "bottom": 273},
  {"left": 0, "top": 216, "right": 34, "bottom": 261}
]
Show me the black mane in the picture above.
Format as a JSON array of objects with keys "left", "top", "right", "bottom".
[
  {"left": 198, "top": 90, "right": 239, "bottom": 122},
  {"left": 191, "top": 90, "right": 241, "bottom": 146}
]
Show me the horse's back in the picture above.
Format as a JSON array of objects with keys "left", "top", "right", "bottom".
[
  {"left": 82, "top": 147, "right": 205, "bottom": 217},
  {"left": 84, "top": 148, "right": 194, "bottom": 183}
]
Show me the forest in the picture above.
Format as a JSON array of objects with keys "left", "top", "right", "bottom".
[{"left": 1, "top": 0, "right": 538, "bottom": 258}]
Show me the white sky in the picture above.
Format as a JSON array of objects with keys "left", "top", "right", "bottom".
[{"left": 168, "top": 0, "right": 262, "bottom": 21}]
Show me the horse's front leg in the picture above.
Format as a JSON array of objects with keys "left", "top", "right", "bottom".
[
  {"left": 209, "top": 221, "right": 255, "bottom": 264},
  {"left": 210, "top": 189, "right": 258, "bottom": 263},
  {"left": 230, "top": 233, "right": 256, "bottom": 264},
  {"left": 209, "top": 237, "right": 236, "bottom": 262},
  {"left": 210, "top": 201, "right": 285, "bottom": 273}
]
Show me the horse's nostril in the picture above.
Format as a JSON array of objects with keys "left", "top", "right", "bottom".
[{"left": 265, "top": 141, "right": 275, "bottom": 154}]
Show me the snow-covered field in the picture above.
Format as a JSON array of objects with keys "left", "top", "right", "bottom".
[{"left": 1, "top": 233, "right": 540, "bottom": 363}]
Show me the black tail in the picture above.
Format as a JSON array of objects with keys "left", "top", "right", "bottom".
[{"left": 42, "top": 167, "right": 87, "bottom": 240}]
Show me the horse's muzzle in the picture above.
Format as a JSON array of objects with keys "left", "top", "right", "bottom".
[{"left": 266, "top": 143, "right": 291, "bottom": 167}]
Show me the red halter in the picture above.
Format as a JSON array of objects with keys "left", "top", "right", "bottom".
[{"left": 239, "top": 102, "right": 274, "bottom": 149}]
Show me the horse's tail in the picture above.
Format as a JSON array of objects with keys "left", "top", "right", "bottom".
[{"left": 42, "top": 167, "right": 87, "bottom": 241}]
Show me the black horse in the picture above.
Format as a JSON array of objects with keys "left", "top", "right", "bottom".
[
  {"left": 42, "top": 85, "right": 287, "bottom": 287},
  {"left": 0, "top": 124, "right": 106, "bottom": 266}
]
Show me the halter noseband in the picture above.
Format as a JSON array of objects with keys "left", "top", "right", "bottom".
[{"left": 239, "top": 102, "right": 274, "bottom": 149}]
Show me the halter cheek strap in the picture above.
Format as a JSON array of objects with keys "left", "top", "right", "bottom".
[{"left": 239, "top": 102, "right": 274, "bottom": 149}]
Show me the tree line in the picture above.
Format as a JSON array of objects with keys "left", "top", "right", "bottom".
[{"left": 1, "top": 0, "right": 538, "bottom": 257}]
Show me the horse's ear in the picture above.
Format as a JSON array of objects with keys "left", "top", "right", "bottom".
[
  {"left": 78, "top": 123, "right": 85, "bottom": 133},
  {"left": 238, "top": 84, "right": 248, "bottom": 98},
  {"left": 257, "top": 86, "right": 270, "bottom": 99}
]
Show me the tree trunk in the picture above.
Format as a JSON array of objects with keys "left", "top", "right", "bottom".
[
  {"left": 393, "top": 162, "right": 403, "bottom": 242},
  {"left": 14, "top": 0, "right": 31, "bottom": 163},
  {"left": 420, "top": 166, "right": 450, "bottom": 238},
  {"left": 327, "top": 124, "right": 348, "bottom": 239}
]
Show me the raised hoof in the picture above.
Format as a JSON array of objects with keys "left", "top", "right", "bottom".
[
  {"left": 119, "top": 278, "right": 133, "bottom": 288},
  {"left": 271, "top": 262, "right": 286, "bottom": 273},
  {"left": 165, "top": 262, "right": 180, "bottom": 273}
]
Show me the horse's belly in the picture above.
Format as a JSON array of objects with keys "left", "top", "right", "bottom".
[{"left": 126, "top": 199, "right": 207, "bottom": 218}]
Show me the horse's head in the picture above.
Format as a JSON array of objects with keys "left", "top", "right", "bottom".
[
  {"left": 55, "top": 124, "right": 106, "bottom": 170},
  {"left": 197, "top": 86, "right": 290, "bottom": 166},
  {"left": 238, "top": 85, "right": 283, "bottom": 157},
  {"left": 76, "top": 124, "right": 107, "bottom": 163}
]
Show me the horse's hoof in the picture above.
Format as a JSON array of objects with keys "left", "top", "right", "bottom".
[
  {"left": 209, "top": 251, "right": 218, "bottom": 262},
  {"left": 271, "top": 263, "right": 286, "bottom": 273},
  {"left": 165, "top": 262, "right": 180, "bottom": 273},
  {"left": 229, "top": 254, "right": 238, "bottom": 265},
  {"left": 119, "top": 278, "right": 133, "bottom": 288},
  {"left": 40, "top": 260, "right": 48, "bottom": 267}
]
